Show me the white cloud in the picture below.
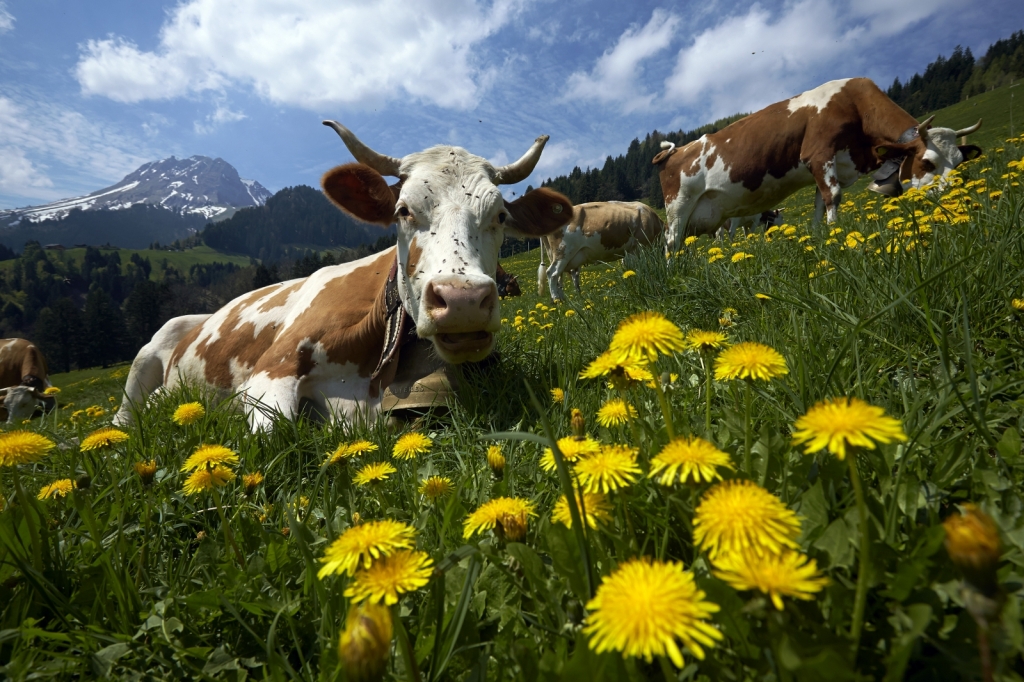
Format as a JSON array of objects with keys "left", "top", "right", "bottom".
[
  {"left": 0, "top": 95, "right": 155, "bottom": 202},
  {"left": 566, "top": 9, "right": 680, "bottom": 113},
  {"left": 0, "top": 2, "right": 13, "bottom": 33},
  {"left": 75, "top": 0, "right": 530, "bottom": 110},
  {"left": 194, "top": 103, "right": 247, "bottom": 135},
  {"left": 663, "top": 0, "right": 964, "bottom": 122}
]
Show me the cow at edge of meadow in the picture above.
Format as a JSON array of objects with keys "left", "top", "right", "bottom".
[
  {"left": 0, "top": 338, "right": 56, "bottom": 423},
  {"left": 653, "top": 77, "right": 983, "bottom": 253},
  {"left": 113, "top": 123, "right": 572, "bottom": 430},
  {"left": 537, "top": 201, "right": 663, "bottom": 301}
]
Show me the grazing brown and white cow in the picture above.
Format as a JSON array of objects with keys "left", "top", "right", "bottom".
[
  {"left": 654, "top": 77, "right": 982, "bottom": 253},
  {"left": 0, "top": 338, "right": 56, "bottom": 422},
  {"left": 538, "top": 201, "right": 663, "bottom": 301},
  {"left": 495, "top": 263, "right": 522, "bottom": 298},
  {"left": 113, "top": 124, "right": 571, "bottom": 430}
]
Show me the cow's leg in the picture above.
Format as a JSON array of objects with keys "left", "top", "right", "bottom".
[
  {"left": 571, "top": 269, "right": 581, "bottom": 294},
  {"left": 113, "top": 314, "right": 211, "bottom": 425},
  {"left": 546, "top": 252, "right": 567, "bottom": 302},
  {"left": 810, "top": 157, "right": 842, "bottom": 224},
  {"left": 664, "top": 177, "right": 705, "bottom": 255}
]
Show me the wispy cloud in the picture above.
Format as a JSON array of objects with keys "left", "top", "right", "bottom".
[
  {"left": 566, "top": 9, "right": 680, "bottom": 113},
  {"left": 0, "top": 2, "right": 14, "bottom": 33},
  {"left": 194, "top": 103, "right": 247, "bottom": 135},
  {"left": 75, "top": 0, "right": 533, "bottom": 111}
]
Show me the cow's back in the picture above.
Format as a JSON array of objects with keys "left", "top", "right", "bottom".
[{"left": 0, "top": 338, "right": 47, "bottom": 388}]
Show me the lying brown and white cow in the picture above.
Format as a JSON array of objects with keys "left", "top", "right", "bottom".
[
  {"left": 495, "top": 263, "right": 522, "bottom": 298},
  {"left": 654, "top": 77, "right": 982, "bottom": 253},
  {"left": 537, "top": 201, "right": 663, "bottom": 301},
  {"left": 113, "top": 124, "right": 571, "bottom": 430},
  {"left": 0, "top": 338, "right": 56, "bottom": 422}
]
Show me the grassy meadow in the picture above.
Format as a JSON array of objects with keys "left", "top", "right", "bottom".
[{"left": 2, "top": 136, "right": 1024, "bottom": 681}]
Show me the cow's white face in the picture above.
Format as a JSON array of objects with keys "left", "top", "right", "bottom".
[
  {"left": 321, "top": 123, "right": 572, "bottom": 364},
  {"left": 3, "top": 386, "right": 42, "bottom": 423},
  {"left": 910, "top": 127, "right": 975, "bottom": 189}
]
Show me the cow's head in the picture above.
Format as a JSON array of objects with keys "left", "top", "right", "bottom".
[
  {"left": 875, "top": 117, "right": 983, "bottom": 190},
  {"left": 0, "top": 385, "right": 49, "bottom": 423},
  {"left": 321, "top": 123, "right": 571, "bottom": 364}
]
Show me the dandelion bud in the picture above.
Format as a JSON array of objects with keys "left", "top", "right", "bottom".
[
  {"left": 352, "top": 512, "right": 361, "bottom": 525},
  {"left": 487, "top": 445, "right": 506, "bottom": 480},
  {"left": 196, "top": 530, "right": 207, "bottom": 542},
  {"left": 134, "top": 460, "right": 158, "bottom": 486},
  {"left": 571, "top": 408, "right": 586, "bottom": 439},
  {"left": 338, "top": 603, "right": 393, "bottom": 682},
  {"left": 944, "top": 504, "right": 1002, "bottom": 597}
]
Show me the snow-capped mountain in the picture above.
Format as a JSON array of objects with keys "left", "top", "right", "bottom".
[{"left": 0, "top": 156, "right": 271, "bottom": 226}]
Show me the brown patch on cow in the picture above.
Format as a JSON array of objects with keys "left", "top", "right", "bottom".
[
  {"left": 322, "top": 163, "right": 397, "bottom": 225},
  {"left": 504, "top": 188, "right": 573, "bottom": 236},
  {"left": 0, "top": 338, "right": 50, "bottom": 389},
  {"left": 257, "top": 281, "right": 303, "bottom": 313},
  {"left": 406, "top": 236, "right": 422, "bottom": 278},
  {"left": 705, "top": 153, "right": 717, "bottom": 170},
  {"left": 656, "top": 140, "right": 702, "bottom": 205}
]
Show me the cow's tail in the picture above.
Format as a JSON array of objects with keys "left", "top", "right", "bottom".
[
  {"left": 537, "top": 239, "right": 547, "bottom": 295},
  {"left": 660, "top": 141, "right": 675, "bottom": 152}
]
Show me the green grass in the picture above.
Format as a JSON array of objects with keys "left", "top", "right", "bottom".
[
  {"left": 0, "top": 244, "right": 252, "bottom": 279},
  {"left": 2, "top": 143, "right": 1024, "bottom": 680}
]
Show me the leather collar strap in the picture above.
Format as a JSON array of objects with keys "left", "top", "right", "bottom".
[
  {"left": 371, "top": 258, "right": 417, "bottom": 384},
  {"left": 872, "top": 125, "right": 920, "bottom": 182}
]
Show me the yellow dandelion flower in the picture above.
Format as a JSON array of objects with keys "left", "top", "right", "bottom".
[
  {"left": 172, "top": 401, "right": 205, "bottom": 425},
  {"left": 579, "top": 351, "right": 654, "bottom": 389},
  {"left": 551, "top": 491, "right": 612, "bottom": 529},
  {"left": 608, "top": 311, "right": 686, "bottom": 363},
  {"left": 134, "top": 460, "right": 158, "bottom": 485},
  {"left": 731, "top": 252, "right": 753, "bottom": 263},
  {"left": 574, "top": 444, "right": 641, "bottom": 493},
  {"left": 713, "top": 549, "right": 829, "bottom": 610},
  {"left": 713, "top": 342, "right": 788, "bottom": 382},
  {"left": 540, "top": 436, "right": 601, "bottom": 472},
  {"left": 80, "top": 427, "right": 129, "bottom": 451},
  {"left": 463, "top": 497, "right": 536, "bottom": 540},
  {"left": 38, "top": 478, "right": 74, "bottom": 500},
  {"left": 596, "top": 398, "right": 637, "bottom": 428},
  {"left": 392, "top": 432, "right": 432, "bottom": 459},
  {"left": 243, "top": 472, "right": 264, "bottom": 495},
  {"left": 622, "top": 270, "right": 636, "bottom": 279},
  {"left": 649, "top": 436, "right": 734, "bottom": 485},
  {"left": 0, "top": 431, "right": 56, "bottom": 467},
  {"left": 42, "top": 386, "right": 60, "bottom": 396},
  {"left": 755, "top": 293, "right": 771, "bottom": 300},
  {"left": 1011, "top": 298, "right": 1024, "bottom": 311},
  {"left": 944, "top": 503, "right": 1002, "bottom": 594},
  {"left": 845, "top": 231, "right": 865, "bottom": 248},
  {"left": 181, "top": 444, "right": 239, "bottom": 472},
  {"left": 694, "top": 480, "right": 801, "bottom": 560},
  {"left": 354, "top": 461, "right": 398, "bottom": 486},
  {"left": 684, "top": 236, "right": 698, "bottom": 246},
  {"left": 318, "top": 519, "right": 416, "bottom": 578},
  {"left": 685, "top": 329, "right": 729, "bottom": 353},
  {"left": 550, "top": 387, "right": 565, "bottom": 404},
  {"left": 486, "top": 445, "right": 505, "bottom": 476},
  {"left": 565, "top": 309, "right": 576, "bottom": 317},
  {"left": 344, "top": 550, "right": 435, "bottom": 605},
  {"left": 792, "top": 397, "right": 906, "bottom": 461},
  {"left": 181, "top": 465, "right": 236, "bottom": 495},
  {"left": 419, "top": 475, "right": 454, "bottom": 501},
  {"left": 584, "top": 558, "right": 723, "bottom": 668},
  {"left": 338, "top": 603, "right": 393, "bottom": 681},
  {"left": 708, "top": 254, "right": 724, "bottom": 263}
]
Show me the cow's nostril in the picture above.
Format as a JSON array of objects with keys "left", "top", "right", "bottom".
[
  {"left": 479, "top": 289, "right": 496, "bottom": 311},
  {"left": 426, "top": 283, "right": 448, "bottom": 311}
]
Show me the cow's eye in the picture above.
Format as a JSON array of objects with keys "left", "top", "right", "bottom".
[
  {"left": 398, "top": 206, "right": 410, "bottom": 218},
  {"left": 497, "top": 212, "right": 506, "bottom": 224}
]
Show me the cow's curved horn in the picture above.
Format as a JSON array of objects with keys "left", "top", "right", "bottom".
[
  {"left": 0, "top": 388, "right": 7, "bottom": 397},
  {"left": 493, "top": 135, "right": 550, "bottom": 185},
  {"left": 917, "top": 115, "right": 935, "bottom": 139},
  {"left": 322, "top": 121, "right": 403, "bottom": 177},
  {"left": 955, "top": 118, "right": 982, "bottom": 137}
]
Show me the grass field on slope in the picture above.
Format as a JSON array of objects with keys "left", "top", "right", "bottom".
[
  {"left": 0, "top": 244, "right": 252, "bottom": 279},
  {"left": 2, "top": 141, "right": 1024, "bottom": 681}
]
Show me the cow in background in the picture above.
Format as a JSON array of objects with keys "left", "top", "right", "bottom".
[
  {"left": 495, "top": 263, "right": 522, "bottom": 298},
  {"left": 654, "top": 77, "right": 982, "bottom": 253},
  {"left": 0, "top": 338, "right": 56, "bottom": 422},
  {"left": 538, "top": 201, "right": 663, "bottom": 301},
  {"left": 115, "top": 123, "right": 571, "bottom": 430},
  {"left": 718, "top": 209, "right": 784, "bottom": 240}
]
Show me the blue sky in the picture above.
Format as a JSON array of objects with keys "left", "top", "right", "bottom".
[{"left": 0, "top": 0, "right": 1020, "bottom": 210}]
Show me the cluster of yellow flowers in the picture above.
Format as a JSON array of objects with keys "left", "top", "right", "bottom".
[{"left": 70, "top": 404, "right": 108, "bottom": 421}]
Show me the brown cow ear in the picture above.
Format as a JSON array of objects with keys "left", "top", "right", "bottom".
[
  {"left": 503, "top": 187, "right": 572, "bottom": 237},
  {"left": 321, "top": 163, "right": 396, "bottom": 226},
  {"left": 958, "top": 145, "right": 982, "bottom": 161}
]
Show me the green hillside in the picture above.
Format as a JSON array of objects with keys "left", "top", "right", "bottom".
[
  {"left": 0, "top": 244, "right": 251, "bottom": 281},
  {"left": 925, "top": 81, "right": 1020, "bottom": 150}
]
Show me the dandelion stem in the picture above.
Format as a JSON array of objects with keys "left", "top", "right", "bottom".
[
  {"left": 651, "top": 374, "right": 675, "bottom": 439},
  {"left": 848, "top": 452, "right": 870, "bottom": 660},
  {"left": 704, "top": 352, "right": 713, "bottom": 437},
  {"left": 658, "top": 655, "right": 676, "bottom": 681},
  {"left": 393, "top": 605, "right": 423, "bottom": 682},
  {"left": 211, "top": 487, "right": 245, "bottom": 569},
  {"left": 743, "top": 380, "right": 753, "bottom": 477},
  {"left": 11, "top": 469, "right": 43, "bottom": 573}
]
